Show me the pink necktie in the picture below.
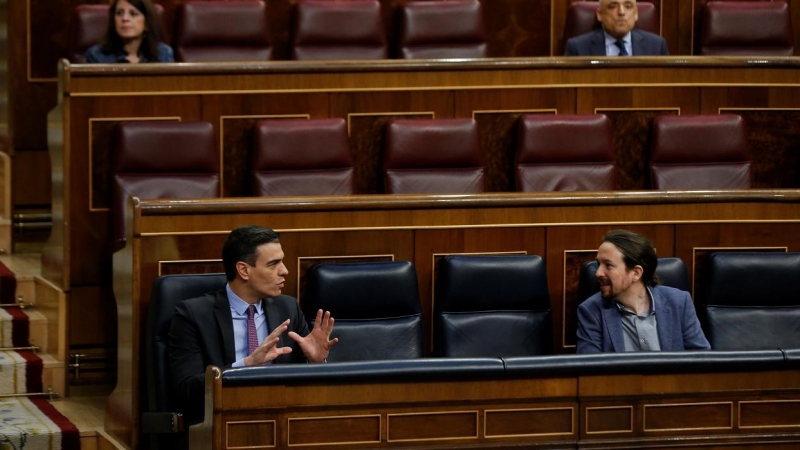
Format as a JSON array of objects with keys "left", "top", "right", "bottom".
[{"left": 246, "top": 304, "right": 259, "bottom": 355}]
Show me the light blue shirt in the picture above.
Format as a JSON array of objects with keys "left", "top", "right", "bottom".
[
  {"left": 604, "top": 31, "right": 632, "bottom": 56},
  {"left": 227, "top": 284, "right": 269, "bottom": 367}
]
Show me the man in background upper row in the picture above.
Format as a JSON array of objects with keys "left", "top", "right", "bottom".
[{"left": 565, "top": 0, "right": 669, "bottom": 56}]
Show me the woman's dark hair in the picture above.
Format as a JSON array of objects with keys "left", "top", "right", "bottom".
[
  {"left": 601, "top": 229, "right": 660, "bottom": 287},
  {"left": 222, "top": 226, "right": 281, "bottom": 282},
  {"left": 101, "top": 0, "right": 164, "bottom": 62}
]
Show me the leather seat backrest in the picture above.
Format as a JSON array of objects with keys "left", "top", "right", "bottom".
[
  {"left": 147, "top": 273, "right": 227, "bottom": 449},
  {"left": 112, "top": 121, "right": 220, "bottom": 249},
  {"left": 68, "top": 3, "right": 166, "bottom": 63},
  {"left": 292, "top": 0, "right": 387, "bottom": 60},
  {"left": 397, "top": 0, "right": 487, "bottom": 59},
  {"left": 384, "top": 118, "right": 485, "bottom": 194},
  {"left": 577, "top": 257, "right": 691, "bottom": 305},
  {"left": 702, "top": 1, "right": 794, "bottom": 56},
  {"left": 303, "top": 261, "right": 424, "bottom": 361},
  {"left": 174, "top": 0, "right": 271, "bottom": 62},
  {"left": 516, "top": 114, "right": 615, "bottom": 191},
  {"left": 650, "top": 114, "right": 752, "bottom": 190},
  {"left": 563, "top": 1, "right": 659, "bottom": 46},
  {"left": 699, "top": 252, "right": 800, "bottom": 350},
  {"left": 252, "top": 118, "right": 354, "bottom": 196},
  {"left": 435, "top": 255, "right": 552, "bottom": 357}
]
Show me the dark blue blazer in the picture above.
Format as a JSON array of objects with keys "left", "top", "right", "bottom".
[
  {"left": 576, "top": 285, "right": 710, "bottom": 353},
  {"left": 565, "top": 28, "right": 669, "bottom": 56}
]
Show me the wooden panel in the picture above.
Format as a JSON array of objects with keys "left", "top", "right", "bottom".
[
  {"left": 485, "top": 407, "right": 574, "bottom": 437},
  {"left": 740, "top": 400, "right": 800, "bottom": 429},
  {"left": 585, "top": 405, "right": 633, "bottom": 435},
  {"left": 387, "top": 411, "right": 478, "bottom": 442},
  {"left": 287, "top": 415, "right": 380, "bottom": 446},
  {"left": 643, "top": 402, "right": 733, "bottom": 431},
  {"left": 225, "top": 419, "right": 276, "bottom": 448}
]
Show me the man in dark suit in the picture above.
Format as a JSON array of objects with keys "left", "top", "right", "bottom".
[
  {"left": 565, "top": 0, "right": 669, "bottom": 56},
  {"left": 168, "top": 225, "right": 338, "bottom": 424},
  {"left": 576, "top": 230, "right": 709, "bottom": 353}
]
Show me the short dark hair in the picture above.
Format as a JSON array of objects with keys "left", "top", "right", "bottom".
[
  {"left": 601, "top": 229, "right": 660, "bottom": 287},
  {"left": 102, "top": 0, "right": 164, "bottom": 62},
  {"left": 222, "top": 225, "right": 281, "bottom": 281}
]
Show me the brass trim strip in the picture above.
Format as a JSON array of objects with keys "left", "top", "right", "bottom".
[{"left": 137, "top": 219, "right": 800, "bottom": 238}]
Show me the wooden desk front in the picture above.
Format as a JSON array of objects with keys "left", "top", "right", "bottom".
[{"left": 108, "top": 191, "right": 800, "bottom": 448}]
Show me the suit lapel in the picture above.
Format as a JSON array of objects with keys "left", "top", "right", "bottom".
[
  {"left": 631, "top": 29, "right": 644, "bottom": 56},
  {"left": 262, "top": 297, "right": 291, "bottom": 363},
  {"left": 653, "top": 287, "right": 676, "bottom": 350},
  {"left": 590, "top": 29, "right": 606, "bottom": 56},
  {"left": 603, "top": 305, "right": 625, "bottom": 351},
  {"left": 214, "top": 291, "right": 236, "bottom": 365}
]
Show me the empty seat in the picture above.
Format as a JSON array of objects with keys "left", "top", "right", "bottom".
[
  {"left": 562, "top": 1, "right": 660, "bottom": 46},
  {"left": 515, "top": 114, "right": 615, "bottom": 191},
  {"left": 145, "top": 273, "right": 227, "bottom": 449},
  {"left": 397, "top": 0, "right": 487, "bottom": 59},
  {"left": 252, "top": 118, "right": 354, "bottom": 196},
  {"left": 112, "top": 121, "right": 220, "bottom": 248},
  {"left": 577, "top": 257, "right": 691, "bottom": 304},
  {"left": 303, "top": 261, "right": 424, "bottom": 361},
  {"left": 650, "top": 114, "right": 752, "bottom": 190},
  {"left": 68, "top": 3, "right": 166, "bottom": 63},
  {"left": 435, "top": 255, "right": 552, "bottom": 357},
  {"left": 67, "top": 5, "right": 109, "bottom": 63},
  {"left": 384, "top": 118, "right": 485, "bottom": 194},
  {"left": 699, "top": 252, "right": 800, "bottom": 350},
  {"left": 702, "top": 1, "right": 794, "bottom": 56},
  {"left": 292, "top": 0, "right": 387, "bottom": 60},
  {"left": 173, "top": 0, "right": 271, "bottom": 62}
]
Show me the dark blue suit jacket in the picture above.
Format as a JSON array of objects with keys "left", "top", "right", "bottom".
[
  {"left": 565, "top": 28, "right": 669, "bottom": 56},
  {"left": 576, "top": 285, "right": 710, "bottom": 353}
]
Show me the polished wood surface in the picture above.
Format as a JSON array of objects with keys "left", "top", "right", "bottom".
[
  {"left": 189, "top": 364, "right": 800, "bottom": 449},
  {"left": 108, "top": 191, "right": 800, "bottom": 448}
]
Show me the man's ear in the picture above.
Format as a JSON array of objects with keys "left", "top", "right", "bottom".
[
  {"left": 632, "top": 265, "right": 644, "bottom": 282},
  {"left": 236, "top": 261, "right": 250, "bottom": 281}
]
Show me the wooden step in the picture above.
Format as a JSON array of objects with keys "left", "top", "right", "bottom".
[{"left": 51, "top": 395, "right": 128, "bottom": 450}]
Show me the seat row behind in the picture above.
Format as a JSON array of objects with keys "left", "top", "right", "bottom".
[
  {"left": 69, "top": 0, "right": 487, "bottom": 63},
  {"left": 69, "top": 0, "right": 795, "bottom": 63}
]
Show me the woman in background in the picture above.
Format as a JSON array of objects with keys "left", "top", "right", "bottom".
[{"left": 86, "top": 0, "right": 174, "bottom": 63}]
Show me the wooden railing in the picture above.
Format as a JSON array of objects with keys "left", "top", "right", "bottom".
[{"left": 190, "top": 352, "right": 800, "bottom": 449}]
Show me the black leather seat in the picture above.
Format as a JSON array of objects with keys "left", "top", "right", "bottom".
[
  {"left": 699, "top": 252, "right": 800, "bottom": 351},
  {"left": 577, "top": 257, "right": 690, "bottom": 304},
  {"left": 303, "top": 261, "right": 424, "bottom": 361},
  {"left": 434, "top": 255, "right": 552, "bottom": 357},
  {"left": 145, "top": 273, "right": 227, "bottom": 449}
]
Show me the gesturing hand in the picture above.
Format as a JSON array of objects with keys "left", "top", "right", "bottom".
[
  {"left": 289, "top": 309, "right": 338, "bottom": 363},
  {"left": 243, "top": 319, "right": 292, "bottom": 366}
]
